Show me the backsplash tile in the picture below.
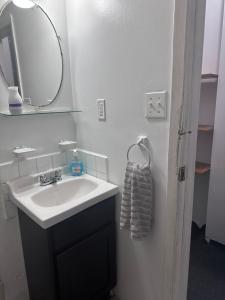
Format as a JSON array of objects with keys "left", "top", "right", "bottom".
[
  {"left": 0, "top": 162, "right": 19, "bottom": 183},
  {"left": 77, "top": 149, "right": 108, "bottom": 181},
  {"left": 96, "top": 171, "right": 108, "bottom": 181},
  {"left": 36, "top": 155, "right": 52, "bottom": 173},
  {"left": 19, "top": 158, "right": 37, "bottom": 177},
  {"left": 86, "top": 168, "right": 97, "bottom": 177},
  {"left": 96, "top": 156, "right": 108, "bottom": 175},
  {"left": 52, "top": 152, "right": 66, "bottom": 169},
  {"left": 65, "top": 149, "right": 74, "bottom": 164},
  {"left": 86, "top": 154, "right": 96, "bottom": 170},
  {"left": 0, "top": 149, "right": 109, "bottom": 183}
]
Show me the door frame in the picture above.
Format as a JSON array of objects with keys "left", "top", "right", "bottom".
[{"left": 164, "top": 1, "right": 207, "bottom": 300}]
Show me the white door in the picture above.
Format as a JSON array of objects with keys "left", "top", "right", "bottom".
[{"left": 166, "top": 1, "right": 206, "bottom": 300}]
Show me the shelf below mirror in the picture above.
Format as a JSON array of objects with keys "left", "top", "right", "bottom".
[{"left": 0, "top": 108, "right": 82, "bottom": 117}]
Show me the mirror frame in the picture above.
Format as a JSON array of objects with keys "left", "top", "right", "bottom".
[{"left": 0, "top": 0, "right": 64, "bottom": 107}]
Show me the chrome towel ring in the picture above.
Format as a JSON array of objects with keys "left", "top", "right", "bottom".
[{"left": 127, "top": 137, "right": 152, "bottom": 167}]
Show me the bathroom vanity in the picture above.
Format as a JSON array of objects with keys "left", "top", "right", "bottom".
[
  {"left": 7, "top": 174, "right": 119, "bottom": 300},
  {"left": 19, "top": 197, "right": 116, "bottom": 300}
]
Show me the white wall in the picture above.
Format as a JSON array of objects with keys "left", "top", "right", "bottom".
[
  {"left": 206, "top": 3, "right": 225, "bottom": 245},
  {"left": 65, "top": 1, "right": 174, "bottom": 299},
  {"left": 0, "top": 1, "right": 76, "bottom": 299},
  {"left": 202, "top": 0, "right": 224, "bottom": 74}
]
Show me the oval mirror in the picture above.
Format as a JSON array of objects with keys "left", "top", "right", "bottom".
[{"left": 0, "top": 1, "right": 63, "bottom": 107}]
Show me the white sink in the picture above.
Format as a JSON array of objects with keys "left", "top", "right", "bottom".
[
  {"left": 32, "top": 178, "right": 98, "bottom": 207},
  {"left": 7, "top": 174, "right": 119, "bottom": 229}
]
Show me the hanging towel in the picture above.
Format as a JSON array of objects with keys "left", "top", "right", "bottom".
[{"left": 120, "top": 161, "right": 153, "bottom": 240}]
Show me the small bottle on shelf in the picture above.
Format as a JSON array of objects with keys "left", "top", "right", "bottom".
[{"left": 8, "top": 86, "right": 23, "bottom": 115}]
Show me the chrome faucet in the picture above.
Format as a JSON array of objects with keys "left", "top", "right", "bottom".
[{"left": 40, "top": 169, "right": 62, "bottom": 186}]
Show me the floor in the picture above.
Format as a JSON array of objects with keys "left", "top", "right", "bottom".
[{"left": 187, "top": 223, "right": 225, "bottom": 300}]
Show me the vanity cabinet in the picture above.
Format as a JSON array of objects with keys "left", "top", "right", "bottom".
[{"left": 18, "top": 197, "right": 116, "bottom": 300}]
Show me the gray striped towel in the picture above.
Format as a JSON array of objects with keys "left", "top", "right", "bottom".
[{"left": 120, "top": 161, "right": 153, "bottom": 240}]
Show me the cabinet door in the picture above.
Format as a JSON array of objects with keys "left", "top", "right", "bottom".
[{"left": 56, "top": 224, "right": 116, "bottom": 300}]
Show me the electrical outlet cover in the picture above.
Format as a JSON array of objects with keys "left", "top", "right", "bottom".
[{"left": 97, "top": 99, "right": 106, "bottom": 120}]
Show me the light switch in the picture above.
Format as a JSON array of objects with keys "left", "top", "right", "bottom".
[
  {"left": 145, "top": 91, "right": 167, "bottom": 119},
  {"left": 97, "top": 99, "right": 106, "bottom": 121}
]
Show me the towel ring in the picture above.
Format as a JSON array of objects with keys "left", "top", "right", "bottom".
[{"left": 127, "top": 142, "right": 152, "bottom": 167}]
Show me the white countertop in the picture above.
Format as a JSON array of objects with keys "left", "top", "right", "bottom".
[{"left": 7, "top": 174, "right": 119, "bottom": 229}]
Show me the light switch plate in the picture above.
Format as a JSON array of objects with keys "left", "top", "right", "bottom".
[
  {"left": 97, "top": 99, "right": 106, "bottom": 121},
  {"left": 145, "top": 91, "right": 167, "bottom": 119}
]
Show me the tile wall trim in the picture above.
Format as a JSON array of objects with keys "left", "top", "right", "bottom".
[{"left": 0, "top": 149, "right": 109, "bottom": 183}]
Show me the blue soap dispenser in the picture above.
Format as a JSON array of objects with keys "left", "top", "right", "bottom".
[{"left": 69, "top": 150, "right": 84, "bottom": 176}]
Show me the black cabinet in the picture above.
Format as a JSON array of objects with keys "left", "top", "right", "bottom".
[{"left": 18, "top": 197, "right": 116, "bottom": 300}]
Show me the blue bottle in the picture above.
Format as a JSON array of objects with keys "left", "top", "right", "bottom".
[{"left": 69, "top": 150, "right": 84, "bottom": 176}]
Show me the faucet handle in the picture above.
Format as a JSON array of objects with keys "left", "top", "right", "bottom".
[
  {"left": 54, "top": 169, "right": 62, "bottom": 181},
  {"left": 40, "top": 174, "right": 48, "bottom": 185}
]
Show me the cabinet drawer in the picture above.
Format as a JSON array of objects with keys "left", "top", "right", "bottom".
[{"left": 51, "top": 197, "right": 115, "bottom": 253}]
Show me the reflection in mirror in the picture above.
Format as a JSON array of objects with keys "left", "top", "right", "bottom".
[
  {"left": 12, "top": 0, "right": 35, "bottom": 9},
  {"left": 0, "top": 1, "right": 63, "bottom": 107}
]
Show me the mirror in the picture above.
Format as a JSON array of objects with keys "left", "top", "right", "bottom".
[{"left": 0, "top": 1, "right": 63, "bottom": 107}]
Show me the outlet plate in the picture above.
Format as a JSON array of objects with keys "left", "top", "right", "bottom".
[
  {"left": 97, "top": 99, "right": 106, "bottom": 121},
  {"left": 145, "top": 91, "right": 167, "bottom": 119}
]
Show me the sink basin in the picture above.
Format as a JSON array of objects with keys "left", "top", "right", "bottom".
[
  {"left": 7, "top": 174, "right": 119, "bottom": 228},
  {"left": 32, "top": 178, "right": 98, "bottom": 207}
]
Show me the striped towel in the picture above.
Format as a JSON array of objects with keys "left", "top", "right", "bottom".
[{"left": 120, "top": 161, "right": 153, "bottom": 240}]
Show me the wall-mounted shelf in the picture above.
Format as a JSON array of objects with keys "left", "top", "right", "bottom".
[
  {"left": 195, "top": 161, "right": 211, "bottom": 175},
  {"left": 201, "top": 74, "right": 218, "bottom": 84},
  {"left": 0, "top": 109, "right": 82, "bottom": 117},
  {"left": 13, "top": 147, "right": 37, "bottom": 158},
  {"left": 198, "top": 125, "right": 214, "bottom": 132},
  {"left": 59, "top": 140, "right": 77, "bottom": 151}
]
